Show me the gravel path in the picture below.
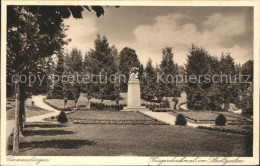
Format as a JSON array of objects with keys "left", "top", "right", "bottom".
[
  {"left": 140, "top": 110, "right": 213, "bottom": 127},
  {"left": 6, "top": 95, "right": 60, "bottom": 144},
  {"left": 27, "top": 95, "right": 60, "bottom": 122}
]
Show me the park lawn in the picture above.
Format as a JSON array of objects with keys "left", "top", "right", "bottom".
[
  {"left": 171, "top": 111, "right": 249, "bottom": 122},
  {"left": 8, "top": 123, "right": 252, "bottom": 156},
  {"left": 7, "top": 105, "right": 52, "bottom": 120},
  {"left": 215, "top": 111, "right": 252, "bottom": 120},
  {"left": 67, "top": 111, "right": 151, "bottom": 120}
]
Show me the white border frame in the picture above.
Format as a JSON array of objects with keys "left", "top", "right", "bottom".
[{"left": 1, "top": 1, "right": 259, "bottom": 165}]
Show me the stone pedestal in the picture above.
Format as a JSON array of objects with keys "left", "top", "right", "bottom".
[{"left": 123, "top": 79, "right": 147, "bottom": 111}]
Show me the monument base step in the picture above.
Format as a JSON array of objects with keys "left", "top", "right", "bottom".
[{"left": 122, "top": 106, "right": 148, "bottom": 112}]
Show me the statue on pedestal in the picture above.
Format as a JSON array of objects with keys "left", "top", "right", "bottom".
[
  {"left": 123, "top": 67, "right": 146, "bottom": 111},
  {"left": 129, "top": 67, "right": 139, "bottom": 81}
]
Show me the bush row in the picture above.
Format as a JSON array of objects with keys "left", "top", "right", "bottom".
[
  {"left": 152, "top": 108, "right": 173, "bottom": 112},
  {"left": 90, "top": 102, "right": 127, "bottom": 110},
  {"left": 197, "top": 126, "right": 253, "bottom": 136}
]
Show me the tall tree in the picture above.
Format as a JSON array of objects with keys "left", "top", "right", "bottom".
[
  {"left": 63, "top": 48, "right": 83, "bottom": 107},
  {"left": 82, "top": 35, "right": 119, "bottom": 100},
  {"left": 51, "top": 51, "right": 65, "bottom": 99},
  {"left": 241, "top": 60, "right": 253, "bottom": 83},
  {"left": 7, "top": 5, "right": 106, "bottom": 153},
  {"left": 118, "top": 47, "right": 141, "bottom": 92},
  {"left": 185, "top": 45, "right": 213, "bottom": 110},
  {"left": 219, "top": 53, "right": 237, "bottom": 111},
  {"left": 141, "top": 59, "right": 156, "bottom": 101},
  {"left": 157, "top": 47, "right": 179, "bottom": 102}
]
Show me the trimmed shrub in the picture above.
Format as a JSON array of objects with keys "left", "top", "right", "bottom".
[
  {"left": 175, "top": 114, "right": 187, "bottom": 126},
  {"left": 46, "top": 91, "right": 54, "bottom": 99},
  {"left": 215, "top": 114, "right": 227, "bottom": 126},
  {"left": 57, "top": 111, "right": 68, "bottom": 123}
]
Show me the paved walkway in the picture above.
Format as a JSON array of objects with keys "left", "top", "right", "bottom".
[
  {"left": 6, "top": 120, "right": 14, "bottom": 141},
  {"left": 6, "top": 95, "right": 60, "bottom": 144},
  {"left": 27, "top": 95, "right": 60, "bottom": 122},
  {"left": 140, "top": 110, "right": 213, "bottom": 127}
]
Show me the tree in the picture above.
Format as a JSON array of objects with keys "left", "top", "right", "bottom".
[
  {"left": 7, "top": 5, "right": 106, "bottom": 153},
  {"left": 82, "top": 35, "right": 119, "bottom": 100},
  {"left": 157, "top": 47, "right": 179, "bottom": 103},
  {"left": 51, "top": 51, "right": 65, "bottom": 99},
  {"left": 241, "top": 60, "right": 253, "bottom": 83},
  {"left": 64, "top": 48, "right": 83, "bottom": 108},
  {"left": 219, "top": 53, "right": 237, "bottom": 111},
  {"left": 110, "top": 45, "right": 119, "bottom": 67},
  {"left": 185, "top": 45, "right": 214, "bottom": 110},
  {"left": 118, "top": 47, "right": 141, "bottom": 92},
  {"left": 241, "top": 82, "right": 253, "bottom": 115},
  {"left": 141, "top": 58, "right": 156, "bottom": 102}
]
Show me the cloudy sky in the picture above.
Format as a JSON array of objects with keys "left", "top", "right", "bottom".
[{"left": 64, "top": 6, "right": 253, "bottom": 66}]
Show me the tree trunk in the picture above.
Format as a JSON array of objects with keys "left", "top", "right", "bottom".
[
  {"left": 13, "top": 78, "right": 20, "bottom": 153},
  {"left": 19, "top": 98, "right": 25, "bottom": 137},
  {"left": 224, "top": 102, "right": 229, "bottom": 111},
  {"left": 86, "top": 99, "right": 91, "bottom": 109}
]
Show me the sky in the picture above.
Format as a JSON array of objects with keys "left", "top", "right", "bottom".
[{"left": 63, "top": 6, "right": 253, "bottom": 66}]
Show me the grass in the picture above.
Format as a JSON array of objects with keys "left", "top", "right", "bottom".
[
  {"left": 170, "top": 111, "right": 250, "bottom": 122},
  {"left": 8, "top": 123, "right": 252, "bottom": 156},
  {"left": 215, "top": 111, "right": 252, "bottom": 120},
  {"left": 7, "top": 105, "right": 52, "bottom": 120}
]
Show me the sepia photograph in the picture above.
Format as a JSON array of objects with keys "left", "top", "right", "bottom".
[{"left": 1, "top": 0, "right": 259, "bottom": 165}]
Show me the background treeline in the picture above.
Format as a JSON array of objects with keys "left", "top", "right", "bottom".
[
  {"left": 186, "top": 45, "right": 253, "bottom": 115},
  {"left": 7, "top": 31, "right": 253, "bottom": 115},
  {"left": 44, "top": 35, "right": 253, "bottom": 115},
  {"left": 45, "top": 35, "right": 183, "bottom": 106}
]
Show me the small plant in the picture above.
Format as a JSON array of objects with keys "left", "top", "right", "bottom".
[
  {"left": 57, "top": 111, "right": 68, "bottom": 123},
  {"left": 175, "top": 114, "right": 187, "bottom": 126},
  {"left": 215, "top": 114, "right": 227, "bottom": 126}
]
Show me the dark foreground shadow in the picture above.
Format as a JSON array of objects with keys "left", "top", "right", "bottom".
[
  {"left": 23, "top": 129, "right": 74, "bottom": 136},
  {"left": 245, "top": 134, "right": 253, "bottom": 156},
  {"left": 19, "top": 139, "right": 97, "bottom": 150},
  {"left": 26, "top": 123, "right": 68, "bottom": 128}
]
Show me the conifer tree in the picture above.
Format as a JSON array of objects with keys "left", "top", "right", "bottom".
[
  {"left": 157, "top": 47, "right": 179, "bottom": 103},
  {"left": 141, "top": 58, "right": 156, "bottom": 101},
  {"left": 118, "top": 47, "right": 141, "bottom": 92},
  {"left": 52, "top": 51, "right": 65, "bottom": 99}
]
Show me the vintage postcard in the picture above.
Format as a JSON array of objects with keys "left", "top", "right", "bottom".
[{"left": 1, "top": 0, "right": 259, "bottom": 165}]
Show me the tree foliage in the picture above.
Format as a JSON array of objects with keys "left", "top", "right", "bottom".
[
  {"left": 156, "top": 47, "right": 179, "bottom": 102},
  {"left": 82, "top": 35, "right": 119, "bottom": 100},
  {"left": 7, "top": 5, "right": 106, "bottom": 153},
  {"left": 118, "top": 47, "right": 141, "bottom": 92},
  {"left": 141, "top": 58, "right": 156, "bottom": 101}
]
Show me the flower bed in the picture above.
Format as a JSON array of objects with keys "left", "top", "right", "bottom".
[
  {"left": 65, "top": 111, "right": 168, "bottom": 125},
  {"left": 69, "top": 118, "right": 166, "bottom": 125}
]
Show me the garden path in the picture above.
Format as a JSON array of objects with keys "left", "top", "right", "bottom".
[
  {"left": 140, "top": 110, "right": 213, "bottom": 127},
  {"left": 27, "top": 95, "right": 60, "bottom": 122}
]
